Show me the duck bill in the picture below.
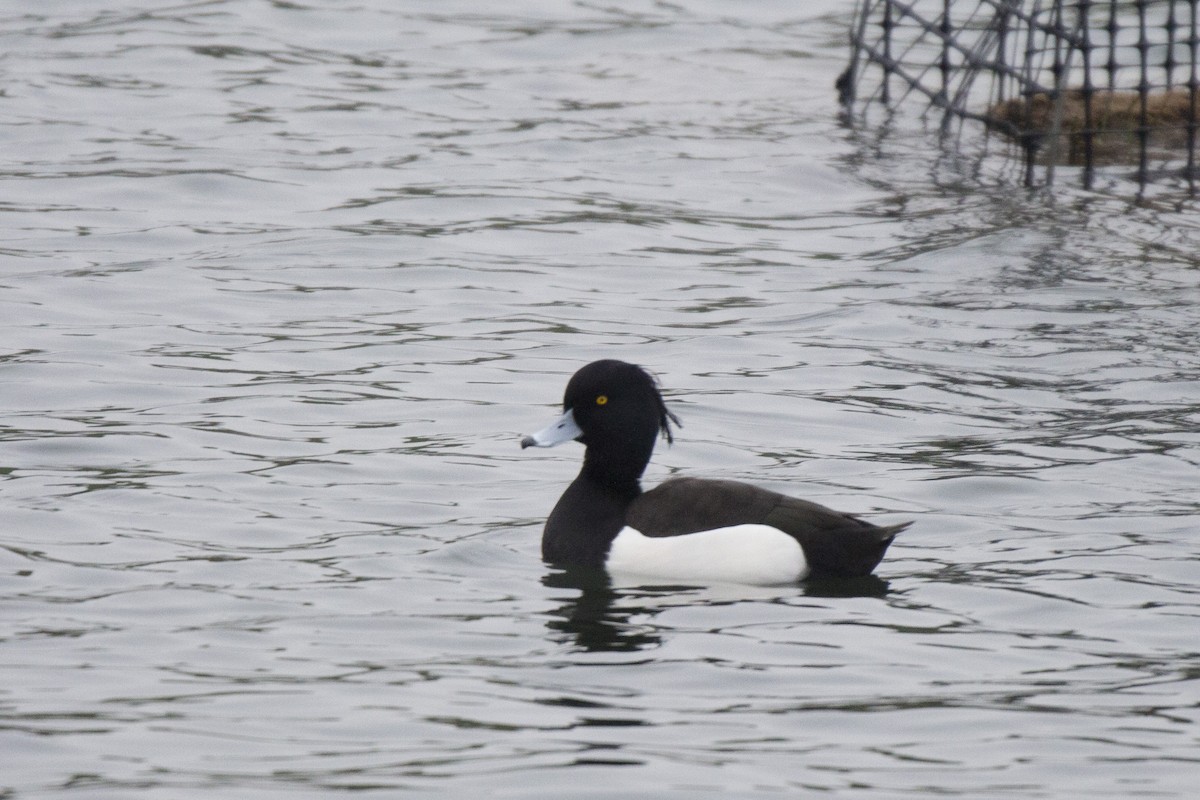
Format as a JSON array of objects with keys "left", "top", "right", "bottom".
[{"left": 520, "top": 408, "right": 582, "bottom": 449}]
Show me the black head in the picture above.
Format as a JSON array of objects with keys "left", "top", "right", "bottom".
[
  {"left": 563, "top": 359, "right": 677, "bottom": 441},
  {"left": 560, "top": 360, "right": 680, "bottom": 487}
]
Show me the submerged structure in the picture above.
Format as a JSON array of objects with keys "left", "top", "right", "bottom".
[{"left": 840, "top": 0, "right": 1200, "bottom": 192}]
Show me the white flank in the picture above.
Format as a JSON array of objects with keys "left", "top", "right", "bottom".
[{"left": 606, "top": 525, "right": 809, "bottom": 587}]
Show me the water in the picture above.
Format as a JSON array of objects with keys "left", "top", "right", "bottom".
[{"left": 3, "top": 1, "right": 1198, "bottom": 797}]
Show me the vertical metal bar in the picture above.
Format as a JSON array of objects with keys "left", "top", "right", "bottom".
[
  {"left": 881, "top": 0, "right": 894, "bottom": 105},
  {"left": 1080, "top": 0, "right": 1096, "bottom": 188},
  {"left": 1136, "top": 0, "right": 1151, "bottom": 187},
  {"left": 1106, "top": 0, "right": 1120, "bottom": 92},
  {"left": 1021, "top": 0, "right": 1047, "bottom": 186},
  {"left": 1189, "top": 0, "right": 1199, "bottom": 192},
  {"left": 939, "top": 0, "right": 952, "bottom": 129},
  {"left": 1165, "top": 0, "right": 1180, "bottom": 87},
  {"left": 996, "top": 0, "right": 1012, "bottom": 106}
]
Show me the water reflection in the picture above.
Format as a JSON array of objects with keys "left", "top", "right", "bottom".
[
  {"left": 542, "top": 567, "right": 662, "bottom": 652},
  {"left": 542, "top": 566, "right": 892, "bottom": 652},
  {"left": 802, "top": 574, "right": 891, "bottom": 598}
]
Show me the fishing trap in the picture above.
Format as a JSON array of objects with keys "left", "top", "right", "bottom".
[{"left": 839, "top": 0, "right": 1200, "bottom": 192}]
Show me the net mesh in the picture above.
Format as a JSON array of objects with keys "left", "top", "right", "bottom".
[{"left": 840, "top": 0, "right": 1200, "bottom": 191}]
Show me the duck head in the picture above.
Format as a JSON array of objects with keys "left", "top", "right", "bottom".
[{"left": 521, "top": 359, "right": 680, "bottom": 489}]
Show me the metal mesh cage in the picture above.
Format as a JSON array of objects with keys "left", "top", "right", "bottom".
[{"left": 840, "top": 0, "right": 1200, "bottom": 191}]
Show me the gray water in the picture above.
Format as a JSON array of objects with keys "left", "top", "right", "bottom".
[{"left": 3, "top": 1, "right": 1199, "bottom": 797}]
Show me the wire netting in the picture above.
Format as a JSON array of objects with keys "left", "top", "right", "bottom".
[{"left": 840, "top": 0, "right": 1200, "bottom": 191}]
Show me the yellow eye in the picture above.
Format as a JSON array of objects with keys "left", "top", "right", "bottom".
[{"left": 595, "top": 395, "right": 608, "bottom": 406}]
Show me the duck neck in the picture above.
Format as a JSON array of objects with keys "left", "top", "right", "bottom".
[{"left": 580, "top": 445, "right": 648, "bottom": 499}]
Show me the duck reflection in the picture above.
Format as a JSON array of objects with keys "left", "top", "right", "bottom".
[
  {"left": 542, "top": 567, "right": 892, "bottom": 652},
  {"left": 542, "top": 566, "right": 663, "bottom": 652},
  {"left": 801, "top": 574, "right": 891, "bottom": 598}
]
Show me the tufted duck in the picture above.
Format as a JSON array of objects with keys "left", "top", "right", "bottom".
[{"left": 521, "top": 359, "right": 908, "bottom": 585}]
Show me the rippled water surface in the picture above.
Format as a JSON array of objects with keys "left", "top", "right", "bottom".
[{"left": 3, "top": 1, "right": 1199, "bottom": 797}]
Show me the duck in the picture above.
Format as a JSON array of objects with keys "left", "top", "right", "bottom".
[{"left": 520, "top": 359, "right": 909, "bottom": 586}]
